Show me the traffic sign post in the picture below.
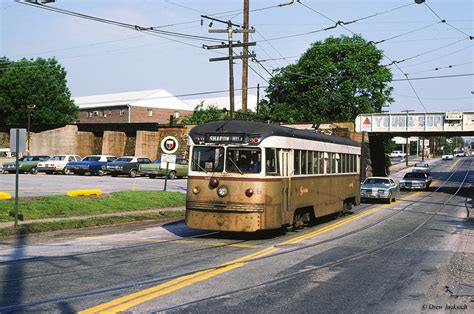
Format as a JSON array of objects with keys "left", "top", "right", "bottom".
[
  {"left": 160, "top": 136, "right": 179, "bottom": 192},
  {"left": 10, "top": 128, "right": 26, "bottom": 227}
]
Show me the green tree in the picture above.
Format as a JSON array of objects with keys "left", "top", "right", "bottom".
[
  {"left": 265, "top": 35, "right": 393, "bottom": 123},
  {"left": 0, "top": 57, "right": 78, "bottom": 126}
]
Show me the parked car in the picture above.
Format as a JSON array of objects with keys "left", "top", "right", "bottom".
[
  {"left": 389, "top": 151, "right": 406, "bottom": 158},
  {"left": 37, "top": 155, "right": 82, "bottom": 174},
  {"left": 1, "top": 155, "right": 50, "bottom": 174},
  {"left": 360, "top": 177, "right": 399, "bottom": 203},
  {"left": 65, "top": 155, "right": 116, "bottom": 176},
  {"left": 412, "top": 162, "right": 431, "bottom": 174},
  {"left": 399, "top": 172, "right": 432, "bottom": 190},
  {"left": 454, "top": 151, "right": 467, "bottom": 157},
  {"left": 103, "top": 156, "right": 152, "bottom": 177},
  {"left": 139, "top": 157, "right": 188, "bottom": 179},
  {"left": 441, "top": 153, "right": 454, "bottom": 160}
]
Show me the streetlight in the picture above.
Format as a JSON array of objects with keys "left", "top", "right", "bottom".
[
  {"left": 26, "top": 104, "right": 36, "bottom": 152},
  {"left": 401, "top": 109, "right": 414, "bottom": 166}
]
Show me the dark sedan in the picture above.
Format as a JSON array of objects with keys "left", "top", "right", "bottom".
[{"left": 103, "top": 156, "right": 152, "bottom": 177}]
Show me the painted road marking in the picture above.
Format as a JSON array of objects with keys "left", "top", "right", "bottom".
[
  {"left": 175, "top": 239, "right": 261, "bottom": 248},
  {"left": 79, "top": 191, "right": 425, "bottom": 313},
  {"left": 450, "top": 159, "right": 461, "bottom": 171}
]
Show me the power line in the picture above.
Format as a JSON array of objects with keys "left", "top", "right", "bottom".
[
  {"left": 297, "top": 0, "right": 428, "bottom": 112},
  {"left": 423, "top": 2, "right": 473, "bottom": 38},
  {"left": 391, "top": 73, "right": 474, "bottom": 81},
  {"left": 394, "top": 61, "right": 474, "bottom": 76},
  {"left": 17, "top": 1, "right": 230, "bottom": 44}
]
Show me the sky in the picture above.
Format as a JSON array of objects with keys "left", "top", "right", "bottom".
[{"left": 1, "top": 0, "right": 473, "bottom": 114}]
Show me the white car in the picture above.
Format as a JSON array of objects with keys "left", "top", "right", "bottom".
[
  {"left": 37, "top": 155, "right": 82, "bottom": 174},
  {"left": 441, "top": 154, "right": 454, "bottom": 160},
  {"left": 455, "top": 151, "right": 467, "bottom": 157},
  {"left": 412, "top": 162, "right": 431, "bottom": 174},
  {"left": 389, "top": 151, "right": 406, "bottom": 158}
]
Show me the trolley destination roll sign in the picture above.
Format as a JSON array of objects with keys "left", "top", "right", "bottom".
[{"left": 205, "top": 133, "right": 246, "bottom": 144}]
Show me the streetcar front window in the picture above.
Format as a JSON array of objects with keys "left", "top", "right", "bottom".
[
  {"left": 226, "top": 148, "right": 261, "bottom": 173},
  {"left": 191, "top": 146, "right": 224, "bottom": 172}
]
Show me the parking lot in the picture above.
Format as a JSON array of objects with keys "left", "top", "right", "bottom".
[{"left": 0, "top": 173, "right": 188, "bottom": 197}]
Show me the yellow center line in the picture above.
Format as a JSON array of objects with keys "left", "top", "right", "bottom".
[
  {"left": 449, "top": 159, "right": 461, "bottom": 171},
  {"left": 175, "top": 239, "right": 261, "bottom": 248},
  {"left": 79, "top": 191, "right": 424, "bottom": 313}
]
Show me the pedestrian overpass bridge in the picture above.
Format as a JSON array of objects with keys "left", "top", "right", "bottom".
[
  {"left": 354, "top": 111, "right": 473, "bottom": 177},
  {"left": 355, "top": 111, "right": 474, "bottom": 136}
]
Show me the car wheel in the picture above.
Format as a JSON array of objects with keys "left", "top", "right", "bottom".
[
  {"left": 64, "top": 168, "right": 71, "bottom": 175},
  {"left": 149, "top": 174, "right": 156, "bottom": 179},
  {"left": 168, "top": 171, "right": 177, "bottom": 180},
  {"left": 97, "top": 170, "right": 105, "bottom": 177},
  {"left": 129, "top": 170, "right": 137, "bottom": 178},
  {"left": 29, "top": 167, "right": 38, "bottom": 175}
]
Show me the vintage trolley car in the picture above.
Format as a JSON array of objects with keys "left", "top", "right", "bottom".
[{"left": 186, "top": 120, "right": 361, "bottom": 232}]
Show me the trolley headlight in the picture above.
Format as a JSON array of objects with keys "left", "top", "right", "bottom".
[
  {"left": 192, "top": 186, "right": 200, "bottom": 194},
  {"left": 245, "top": 188, "right": 254, "bottom": 197},
  {"left": 217, "top": 185, "right": 228, "bottom": 197}
]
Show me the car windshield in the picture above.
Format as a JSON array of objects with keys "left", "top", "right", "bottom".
[
  {"left": 404, "top": 172, "right": 426, "bottom": 179},
  {"left": 32, "top": 156, "right": 49, "bottom": 161},
  {"left": 20, "top": 156, "right": 34, "bottom": 162},
  {"left": 226, "top": 148, "right": 261, "bottom": 174},
  {"left": 363, "top": 178, "right": 390, "bottom": 185},
  {"left": 191, "top": 146, "right": 224, "bottom": 172},
  {"left": 82, "top": 156, "right": 101, "bottom": 162},
  {"left": 414, "top": 163, "right": 428, "bottom": 167},
  {"left": 50, "top": 156, "right": 66, "bottom": 161},
  {"left": 116, "top": 157, "right": 133, "bottom": 162}
]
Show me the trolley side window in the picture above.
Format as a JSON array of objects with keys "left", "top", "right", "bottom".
[
  {"left": 191, "top": 146, "right": 224, "bottom": 172},
  {"left": 293, "top": 150, "right": 300, "bottom": 175},
  {"left": 226, "top": 148, "right": 261, "bottom": 173},
  {"left": 265, "top": 148, "right": 279, "bottom": 176},
  {"left": 301, "top": 150, "right": 307, "bottom": 175}
]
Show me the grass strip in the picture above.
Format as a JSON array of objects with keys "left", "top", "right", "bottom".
[
  {"left": 0, "top": 190, "right": 185, "bottom": 222},
  {"left": 0, "top": 211, "right": 184, "bottom": 237}
]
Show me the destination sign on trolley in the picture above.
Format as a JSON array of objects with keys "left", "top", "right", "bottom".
[{"left": 206, "top": 134, "right": 245, "bottom": 143}]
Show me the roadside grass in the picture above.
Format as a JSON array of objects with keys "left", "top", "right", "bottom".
[
  {"left": 0, "top": 190, "right": 185, "bottom": 222},
  {"left": 0, "top": 212, "right": 184, "bottom": 237}
]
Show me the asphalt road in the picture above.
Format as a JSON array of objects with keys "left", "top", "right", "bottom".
[
  {"left": 0, "top": 173, "right": 188, "bottom": 197},
  {"left": 0, "top": 158, "right": 473, "bottom": 313}
]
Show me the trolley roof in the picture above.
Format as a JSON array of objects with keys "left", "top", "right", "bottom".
[{"left": 189, "top": 120, "right": 360, "bottom": 147}]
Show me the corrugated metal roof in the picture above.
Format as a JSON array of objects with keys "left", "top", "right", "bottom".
[{"left": 74, "top": 89, "right": 194, "bottom": 111}]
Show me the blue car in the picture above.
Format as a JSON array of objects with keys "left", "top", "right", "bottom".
[{"left": 65, "top": 155, "right": 116, "bottom": 176}]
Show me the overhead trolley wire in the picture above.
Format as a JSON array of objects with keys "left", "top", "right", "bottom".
[
  {"left": 16, "top": 1, "right": 230, "bottom": 44},
  {"left": 297, "top": 0, "right": 428, "bottom": 112},
  {"left": 423, "top": 2, "right": 473, "bottom": 38}
]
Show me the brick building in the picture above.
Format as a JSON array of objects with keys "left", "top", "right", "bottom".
[{"left": 74, "top": 89, "right": 194, "bottom": 124}]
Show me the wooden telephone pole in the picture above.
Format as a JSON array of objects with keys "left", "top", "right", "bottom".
[
  {"left": 203, "top": 13, "right": 255, "bottom": 119},
  {"left": 242, "top": 0, "right": 249, "bottom": 112}
]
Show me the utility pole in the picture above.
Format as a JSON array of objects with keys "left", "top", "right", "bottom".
[
  {"left": 402, "top": 109, "right": 414, "bottom": 167},
  {"left": 204, "top": 15, "right": 255, "bottom": 119},
  {"left": 242, "top": 0, "right": 249, "bottom": 112},
  {"left": 256, "top": 83, "right": 260, "bottom": 115}
]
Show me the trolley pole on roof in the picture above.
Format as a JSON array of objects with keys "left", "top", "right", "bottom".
[{"left": 204, "top": 15, "right": 255, "bottom": 119}]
